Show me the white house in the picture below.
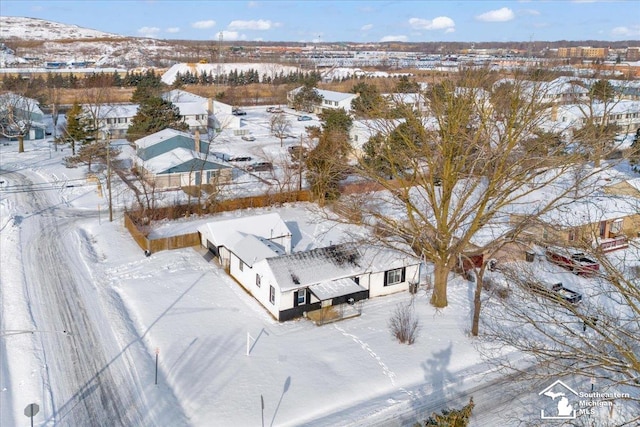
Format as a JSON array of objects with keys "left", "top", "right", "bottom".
[
  {"left": 198, "top": 212, "right": 292, "bottom": 269},
  {"left": 542, "top": 100, "right": 640, "bottom": 138},
  {"left": 162, "top": 89, "right": 210, "bottom": 132},
  {"left": 382, "top": 92, "right": 429, "bottom": 114},
  {"left": 198, "top": 213, "right": 420, "bottom": 322},
  {"left": 93, "top": 104, "right": 138, "bottom": 138},
  {"left": 287, "top": 87, "right": 358, "bottom": 114}
]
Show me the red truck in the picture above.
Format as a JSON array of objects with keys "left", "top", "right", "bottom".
[{"left": 545, "top": 246, "right": 599, "bottom": 276}]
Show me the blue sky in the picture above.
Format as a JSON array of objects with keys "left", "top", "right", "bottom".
[{"left": 3, "top": 0, "right": 640, "bottom": 43}]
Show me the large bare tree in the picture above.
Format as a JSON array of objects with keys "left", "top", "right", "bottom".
[{"left": 334, "top": 70, "right": 596, "bottom": 309}]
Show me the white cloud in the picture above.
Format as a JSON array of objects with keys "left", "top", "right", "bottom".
[
  {"left": 216, "top": 30, "right": 245, "bottom": 41},
  {"left": 520, "top": 9, "right": 540, "bottom": 16},
  {"left": 408, "top": 16, "right": 455, "bottom": 31},
  {"left": 192, "top": 20, "right": 216, "bottom": 29},
  {"left": 611, "top": 25, "right": 640, "bottom": 37},
  {"left": 137, "top": 26, "right": 160, "bottom": 38},
  {"left": 475, "top": 7, "right": 515, "bottom": 22},
  {"left": 166, "top": 27, "right": 180, "bottom": 34},
  {"left": 380, "top": 35, "right": 408, "bottom": 42},
  {"left": 361, "top": 24, "right": 374, "bottom": 31},
  {"left": 228, "top": 19, "right": 276, "bottom": 30},
  {"left": 247, "top": 1, "right": 259, "bottom": 7}
]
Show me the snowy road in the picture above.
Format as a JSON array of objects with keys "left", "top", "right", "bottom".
[{"left": 1, "top": 167, "right": 182, "bottom": 426}]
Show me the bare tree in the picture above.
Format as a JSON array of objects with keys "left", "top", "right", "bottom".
[
  {"left": 0, "top": 90, "right": 43, "bottom": 153},
  {"left": 479, "top": 239, "right": 640, "bottom": 424},
  {"left": 334, "top": 70, "right": 598, "bottom": 310},
  {"left": 270, "top": 113, "right": 291, "bottom": 147}
]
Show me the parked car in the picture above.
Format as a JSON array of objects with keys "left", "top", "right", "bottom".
[
  {"left": 297, "top": 115, "right": 312, "bottom": 121},
  {"left": 232, "top": 108, "right": 247, "bottom": 116},
  {"left": 211, "top": 152, "right": 231, "bottom": 162},
  {"left": 247, "top": 162, "right": 273, "bottom": 172},
  {"left": 241, "top": 135, "right": 256, "bottom": 141},
  {"left": 525, "top": 281, "right": 583, "bottom": 305},
  {"left": 545, "top": 246, "right": 600, "bottom": 276},
  {"left": 268, "top": 107, "right": 284, "bottom": 113},
  {"left": 229, "top": 156, "right": 252, "bottom": 162}
]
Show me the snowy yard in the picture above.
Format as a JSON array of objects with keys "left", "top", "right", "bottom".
[{"left": 1, "top": 136, "right": 638, "bottom": 426}]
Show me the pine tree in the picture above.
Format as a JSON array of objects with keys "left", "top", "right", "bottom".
[
  {"left": 126, "top": 97, "right": 188, "bottom": 142},
  {"left": 64, "top": 101, "right": 89, "bottom": 155}
]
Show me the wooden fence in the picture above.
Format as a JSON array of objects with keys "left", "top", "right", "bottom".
[{"left": 124, "top": 190, "right": 311, "bottom": 253}]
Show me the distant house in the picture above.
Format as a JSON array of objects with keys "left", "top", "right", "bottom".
[
  {"left": 198, "top": 213, "right": 420, "bottom": 322},
  {"left": 541, "top": 100, "right": 640, "bottom": 138},
  {"left": 162, "top": 90, "right": 210, "bottom": 132},
  {"left": 136, "top": 147, "right": 231, "bottom": 189},
  {"left": 287, "top": 87, "right": 358, "bottom": 114},
  {"left": 382, "top": 92, "right": 429, "bottom": 114},
  {"left": 134, "top": 128, "right": 230, "bottom": 189},
  {"left": 134, "top": 128, "right": 210, "bottom": 160},
  {"left": 0, "top": 93, "right": 46, "bottom": 140},
  {"left": 92, "top": 104, "right": 138, "bottom": 139},
  {"left": 511, "top": 193, "right": 640, "bottom": 253},
  {"left": 348, "top": 119, "right": 405, "bottom": 157}
]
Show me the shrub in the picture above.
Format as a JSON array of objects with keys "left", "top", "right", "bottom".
[{"left": 389, "top": 302, "right": 420, "bottom": 345}]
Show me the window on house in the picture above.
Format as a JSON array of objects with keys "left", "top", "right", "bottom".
[
  {"left": 296, "top": 290, "right": 306, "bottom": 305},
  {"left": 384, "top": 267, "right": 405, "bottom": 286},
  {"left": 269, "top": 286, "right": 275, "bottom": 304},
  {"left": 610, "top": 219, "right": 623, "bottom": 234},
  {"left": 239, "top": 259, "right": 244, "bottom": 271},
  {"left": 568, "top": 228, "right": 576, "bottom": 241},
  {"left": 256, "top": 274, "right": 261, "bottom": 287}
]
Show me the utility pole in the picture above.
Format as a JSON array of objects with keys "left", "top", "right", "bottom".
[{"left": 105, "top": 131, "right": 113, "bottom": 222}]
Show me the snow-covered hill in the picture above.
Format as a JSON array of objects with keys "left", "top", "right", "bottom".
[
  {"left": 0, "top": 16, "right": 122, "bottom": 40},
  {"left": 0, "top": 16, "right": 181, "bottom": 67}
]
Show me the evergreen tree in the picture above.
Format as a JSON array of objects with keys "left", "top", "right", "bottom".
[
  {"left": 419, "top": 398, "right": 474, "bottom": 427},
  {"left": 127, "top": 97, "right": 188, "bottom": 142},
  {"left": 64, "top": 101, "right": 90, "bottom": 155},
  {"left": 350, "top": 82, "right": 385, "bottom": 118}
]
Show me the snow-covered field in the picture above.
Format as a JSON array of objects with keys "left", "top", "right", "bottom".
[{"left": 1, "top": 136, "right": 638, "bottom": 426}]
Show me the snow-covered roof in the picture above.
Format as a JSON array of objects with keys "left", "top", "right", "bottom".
[
  {"left": 290, "top": 86, "right": 356, "bottom": 103},
  {"left": 174, "top": 102, "right": 208, "bottom": 116},
  {"left": 0, "top": 93, "right": 43, "bottom": 115},
  {"left": 140, "top": 147, "right": 227, "bottom": 174},
  {"left": 134, "top": 128, "right": 194, "bottom": 149},
  {"left": 309, "top": 278, "right": 367, "bottom": 300},
  {"left": 266, "top": 243, "right": 364, "bottom": 291},
  {"left": 94, "top": 104, "right": 138, "bottom": 119},
  {"left": 162, "top": 89, "right": 208, "bottom": 104},
  {"left": 231, "top": 234, "right": 284, "bottom": 267},
  {"left": 539, "top": 195, "right": 638, "bottom": 227},
  {"left": 198, "top": 212, "right": 291, "bottom": 250}
]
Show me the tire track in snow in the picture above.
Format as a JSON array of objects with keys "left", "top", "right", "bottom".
[{"left": 333, "top": 324, "right": 397, "bottom": 386}]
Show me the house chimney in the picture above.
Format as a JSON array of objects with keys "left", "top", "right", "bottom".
[
  {"left": 194, "top": 130, "right": 200, "bottom": 152},
  {"left": 551, "top": 104, "right": 558, "bottom": 121},
  {"left": 207, "top": 98, "right": 214, "bottom": 115}
]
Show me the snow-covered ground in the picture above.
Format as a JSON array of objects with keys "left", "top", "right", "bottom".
[{"left": 1, "top": 136, "right": 638, "bottom": 426}]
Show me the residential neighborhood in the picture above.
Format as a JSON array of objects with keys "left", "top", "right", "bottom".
[{"left": 1, "top": 6, "right": 640, "bottom": 427}]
